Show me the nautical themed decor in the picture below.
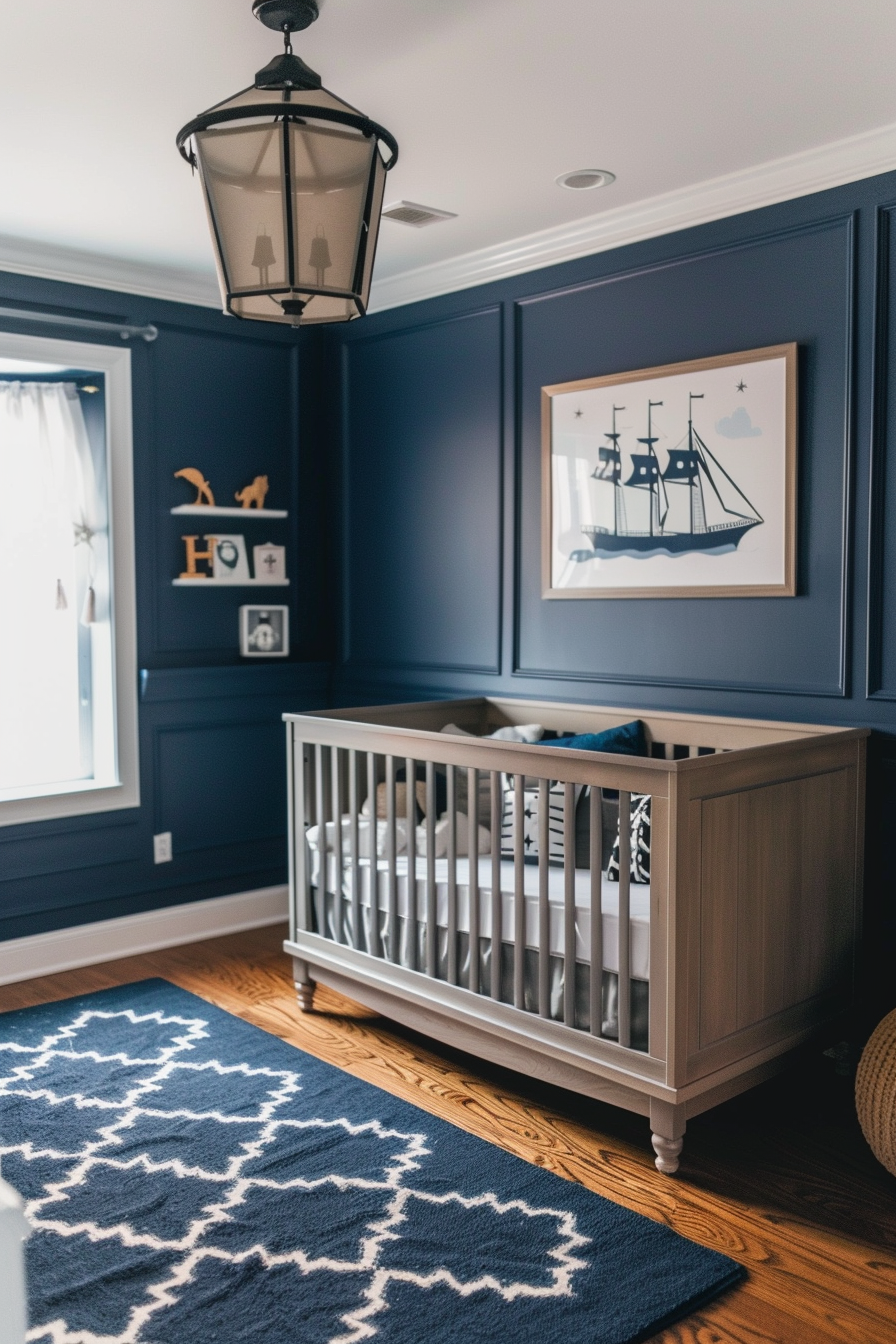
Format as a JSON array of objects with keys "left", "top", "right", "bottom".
[
  {"left": 542, "top": 344, "right": 797, "bottom": 599},
  {"left": 174, "top": 467, "right": 215, "bottom": 507},
  {"left": 175, "top": 0, "right": 399, "bottom": 327},
  {"left": 240, "top": 604, "right": 289, "bottom": 656},
  {"left": 235, "top": 475, "right": 270, "bottom": 509},
  {"left": 253, "top": 542, "right": 286, "bottom": 581}
]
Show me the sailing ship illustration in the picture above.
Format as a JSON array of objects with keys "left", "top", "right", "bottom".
[{"left": 579, "top": 394, "right": 763, "bottom": 559}]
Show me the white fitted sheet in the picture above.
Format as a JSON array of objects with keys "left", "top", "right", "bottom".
[{"left": 316, "top": 852, "right": 650, "bottom": 981}]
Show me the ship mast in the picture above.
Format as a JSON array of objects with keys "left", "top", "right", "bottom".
[
  {"left": 592, "top": 403, "right": 626, "bottom": 535},
  {"left": 660, "top": 393, "right": 708, "bottom": 534},
  {"left": 640, "top": 400, "right": 663, "bottom": 536}
]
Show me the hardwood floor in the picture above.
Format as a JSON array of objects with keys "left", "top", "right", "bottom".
[{"left": 1, "top": 923, "right": 894, "bottom": 1344}]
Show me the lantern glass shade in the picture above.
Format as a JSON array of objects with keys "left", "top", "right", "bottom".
[{"left": 190, "top": 85, "right": 390, "bottom": 324}]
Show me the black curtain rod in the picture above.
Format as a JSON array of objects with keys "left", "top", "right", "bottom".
[{"left": 0, "top": 306, "right": 158, "bottom": 342}]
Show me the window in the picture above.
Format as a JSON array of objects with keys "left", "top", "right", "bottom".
[{"left": 0, "top": 332, "right": 138, "bottom": 826}]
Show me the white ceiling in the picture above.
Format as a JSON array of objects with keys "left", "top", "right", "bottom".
[{"left": 2, "top": 0, "right": 896, "bottom": 310}]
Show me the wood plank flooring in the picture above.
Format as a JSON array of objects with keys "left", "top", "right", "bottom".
[{"left": 1, "top": 923, "right": 894, "bottom": 1344}]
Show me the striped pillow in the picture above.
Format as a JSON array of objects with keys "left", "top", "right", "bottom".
[{"left": 500, "top": 782, "right": 582, "bottom": 865}]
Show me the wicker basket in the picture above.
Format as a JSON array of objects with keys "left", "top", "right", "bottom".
[{"left": 856, "top": 1008, "right": 896, "bottom": 1178}]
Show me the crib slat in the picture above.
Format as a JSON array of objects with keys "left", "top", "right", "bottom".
[
  {"left": 291, "top": 732, "right": 309, "bottom": 939},
  {"left": 468, "top": 767, "right": 480, "bottom": 995},
  {"left": 386, "top": 755, "right": 398, "bottom": 964},
  {"left": 367, "top": 752, "right": 379, "bottom": 958},
  {"left": 447, "top": 763, "right": 458, "bottom": 985},
  {"left": 513, "top": 774, "right": 525, "bottom": 1010},
  {"left": 538, "top": 778, "right": 550, "bottom": 1018},
  {"left": 349, "top": 750, "right": 361, "bottom": 949},
  {"left": 425, "top": 760, "right": 437, "bottom": 978},
  {"left": 618, "top": 789, "right": 632, "bottom": 1049},
  {"left": 491, "top": 770, "right": 503, "bottom": 1002},
  {"left": 331, "top": 748, "right": 344, "bottom": 944},
  {"left": 563, "top": 781, "right": 576, "bottom": 1027},
  {"left": 589, "top": 786, "right": 603, "bottom": 1038},
  {"left": 315, "top": 744, "right": 327, "bottom": 936},
  {"left": 405, "top": 757, "right": 417, "bottom": 972}
]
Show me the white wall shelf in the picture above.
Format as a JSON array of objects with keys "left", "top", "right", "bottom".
[
  {"left": 172, "top": 578, "right": 290, "bottom": 587},
  {"left": 171, "top": 505, "right": 288, "bottom": 518}
]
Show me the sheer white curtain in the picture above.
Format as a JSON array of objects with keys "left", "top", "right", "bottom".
[{"left": 0, "top": 382, "right": 106, "bottom": 794}]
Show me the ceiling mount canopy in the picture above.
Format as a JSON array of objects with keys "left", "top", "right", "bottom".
[
  {"left": 176, "top": 0, "right": 398, "bottom": 327},
  {"left": 252, "top": 0, "right": 320, "bottom": 32}
]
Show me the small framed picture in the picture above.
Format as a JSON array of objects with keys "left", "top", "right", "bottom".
[
  {"left": 239, "top": 604, "right": 289, "bottom": 657},
  {"left": 252, "top": 542, "right": 286, "bottom": 581},
  {"left": 211, "top": 533, "right": 251, "bottom": 583}
]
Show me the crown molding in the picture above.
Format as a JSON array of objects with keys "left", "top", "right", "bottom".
[
  {"left": 4, "top": 118, "right": 896, "bottom": 316},
  {"left": 0, "top": 231, "right": 221, "bottom": 310},
  {"left": 369, "top": 119, "right": 896, "bottom": 313}
]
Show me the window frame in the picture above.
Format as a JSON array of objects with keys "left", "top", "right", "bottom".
[{"left": 0, "top": 330, "right": 139, "bottom": 827}]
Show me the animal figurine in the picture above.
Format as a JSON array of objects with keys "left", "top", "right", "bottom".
[
  {"left": 174, "top": 467, "right": 215, "bottom": 507},
  {"left": 235, "top": 475, "right": 269, "bottom": 510}
]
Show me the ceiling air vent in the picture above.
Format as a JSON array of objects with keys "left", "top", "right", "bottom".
[{"left": 382, "top": 200, "right": 457, "bottom": 228}]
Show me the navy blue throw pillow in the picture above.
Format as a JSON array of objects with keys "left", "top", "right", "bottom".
[{"left": 544, "top": 719, "right": 647, "bottom": 757}]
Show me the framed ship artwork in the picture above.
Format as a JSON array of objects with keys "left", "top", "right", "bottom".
[{"left": 541, "top": 343, "right": 797, "bottom": 599}]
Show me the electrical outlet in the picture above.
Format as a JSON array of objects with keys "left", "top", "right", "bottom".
[{"left": 153, "top": 832, "right": 173, "bottom": 864}]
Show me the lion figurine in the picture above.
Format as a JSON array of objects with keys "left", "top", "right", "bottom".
[{"left": 235, "top": 475, "right": 269, "bottom": 510}]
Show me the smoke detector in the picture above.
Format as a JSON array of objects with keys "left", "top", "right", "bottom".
[
  {"left": 382, "top": 200, "right": 458, "bottom": 227},
  {"left": 556, "top": 169, "right": 616, "bottom": 190}
]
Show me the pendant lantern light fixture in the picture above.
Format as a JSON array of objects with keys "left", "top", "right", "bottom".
[{"left": 176, "top": 0, "right": 399, "bottom": 326}]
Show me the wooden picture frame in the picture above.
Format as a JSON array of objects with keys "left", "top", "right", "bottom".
[{"left": 541, "top": 343, "right": 797, "bottom": 599}]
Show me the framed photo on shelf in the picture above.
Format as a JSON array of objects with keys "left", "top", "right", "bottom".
[
  {"left": 211, "top": 533, "right": 250, "bottom": 583},
  {"left": 541, "top": 342, "right": 797, "bottom": 599},
  {"left": 239, "top": 604, "right": 289, "bottom": 657}
]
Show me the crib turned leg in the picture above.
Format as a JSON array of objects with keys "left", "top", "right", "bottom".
[
  {"left": 650, "top": 1100, "right": 686, "bottom": 1175},
  {"left": 292, "top": 958, "right": 317, "bottom": 1014},
  {"left": 651, "top": 1133, "right": 684, "bottom": 1174}
]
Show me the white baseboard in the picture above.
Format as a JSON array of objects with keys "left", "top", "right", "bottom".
[{"left": 0, "top": 886, "right": 289, "bottom": 987}]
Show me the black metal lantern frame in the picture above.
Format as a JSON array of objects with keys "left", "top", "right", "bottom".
[{"left": 177, "top": 0, "right": 398, "bottom": 326}]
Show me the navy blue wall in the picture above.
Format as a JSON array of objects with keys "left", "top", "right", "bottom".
[
  {"left": 0, "top": 273, "right": 329, "bottom": 942},
  {"left": 6, "top": 170, "right": 896, "bottom": 1017},
  {"left": 323, "top": 171, "right": 896, "bottom": 1021}
]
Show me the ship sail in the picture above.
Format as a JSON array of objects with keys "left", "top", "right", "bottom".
[
  {"left": 625, "top": 453, "right": 660, "bottom": 487},
  {"left": 595, "top": 446, "right": 621, "bottom": 482},
  {"left": 662, "top": 449, "right": 700, "bottom": 482}
]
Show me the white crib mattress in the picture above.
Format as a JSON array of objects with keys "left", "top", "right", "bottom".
[{"left": 317, "top": 852, "right": 650, "bottom": 981}]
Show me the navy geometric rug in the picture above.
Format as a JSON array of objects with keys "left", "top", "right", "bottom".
[{"left": 0, "top": 980, "right": 744, "bottom": 1344}]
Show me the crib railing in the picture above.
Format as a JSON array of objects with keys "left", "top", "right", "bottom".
[{"left": 287, "top": 724, "right": 674, "bottom": 1053}]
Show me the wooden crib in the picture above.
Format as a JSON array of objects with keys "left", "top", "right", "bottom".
[{"left": 283, "top": 697, "right": 867, "bottom": 1172}]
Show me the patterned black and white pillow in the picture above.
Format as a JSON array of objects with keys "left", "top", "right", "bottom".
[
  {"left": 606, "top": 793, "right": 651, "bottom": 883},
  {"left": 500, "top": 781, "right": 581, "bottom": 865}
]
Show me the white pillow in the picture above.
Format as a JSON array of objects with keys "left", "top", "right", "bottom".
[{"left": 440, "top": 721, "right": 544, "bottom": 743}]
